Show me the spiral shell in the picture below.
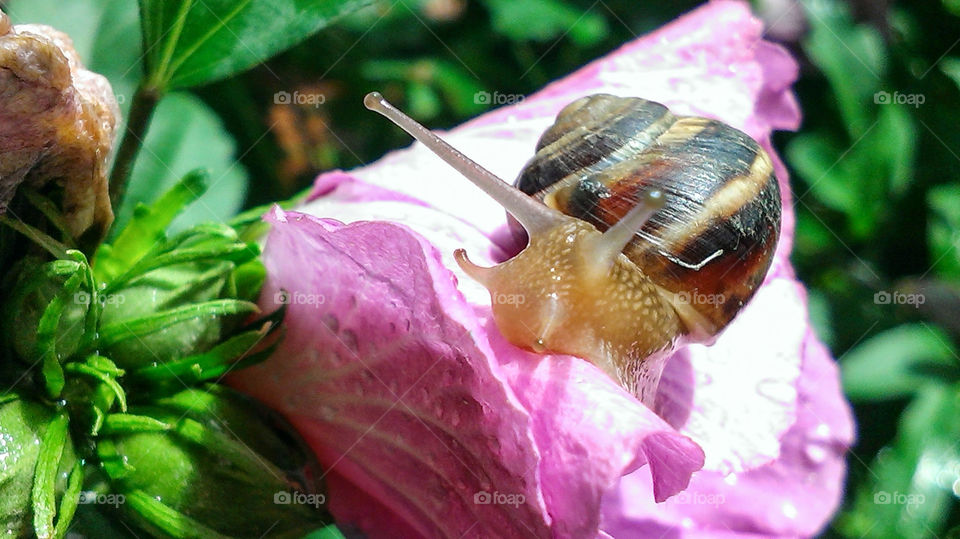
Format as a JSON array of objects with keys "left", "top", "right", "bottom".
[{"left": 515, "top": 94, "right": 781, "bottom": 337}]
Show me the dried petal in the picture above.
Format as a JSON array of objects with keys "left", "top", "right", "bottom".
[{"left": 0, "top": 9, "right": 119, "bottom": 238}]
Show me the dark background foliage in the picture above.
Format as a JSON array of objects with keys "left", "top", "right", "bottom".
[{"left": 4, "top": 0, "right": 960, "bottom": 536}]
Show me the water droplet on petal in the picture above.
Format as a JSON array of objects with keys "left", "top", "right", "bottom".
[
  {"left": 781, "top": 501, "right": 798, "bottom": 519},
  {"left": 804, "top": 443, "right": 827, "bottom": 464}
]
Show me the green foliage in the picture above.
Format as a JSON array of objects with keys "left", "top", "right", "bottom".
[
  {"left": 839, "top": 383, "right": 960, "bottom": 538},
  {"left": 97, "top": 385, "right": 329, "bottom": 538},
  {"left": 480, "top": 0, "right": 607, "bottom": 46},
  {"left": 117, "top": 93, "right": 249, "bottom": 235},
  {"left": 786, "top": 0, "right": 960, "bottom": 536},
  {"left": 0, "top": 397, "right": 79, "bottom": 538},
  {"left": 138, "top": 0, "right": 373, "bottom": 90},
  {"left": 0, "top": 176, "right": 290, "bottom": 537},
  {"left": 5, "top": 0, "right": 960, "bottom": 536}
]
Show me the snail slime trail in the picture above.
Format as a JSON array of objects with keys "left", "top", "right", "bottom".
[{"left": 364, "top": 92, "right": 781, "bottom": 403}]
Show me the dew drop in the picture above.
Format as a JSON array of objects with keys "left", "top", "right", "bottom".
[
  {"left": 804, "top": 443, "right": 828, "bottom": 464},
  {"left": 781, "top": 501, "right": 798, "bottom": 519}
]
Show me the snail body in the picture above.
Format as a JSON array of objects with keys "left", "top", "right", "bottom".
[{"left": 364, "top": 92, "right": 780, "bottom": 401}]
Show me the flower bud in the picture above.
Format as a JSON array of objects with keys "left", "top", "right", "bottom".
[
  {"left": 0, "top": 395, "right": 79, "bottom": 538},
  {"left": 98, "top": 385, "right": 328, "bottom": 538}
]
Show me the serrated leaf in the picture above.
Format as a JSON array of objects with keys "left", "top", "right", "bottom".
[
  {"left": 139, "top": 0, "right": 373, "bottom": 90},
  {"left": 842, "top": 324, "right": 959, "bottom": 401}
]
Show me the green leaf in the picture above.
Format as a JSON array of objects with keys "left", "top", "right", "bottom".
[
  {"left": 842, "top": 324, "right": 959, "bottom": 401},
  {"left": 31, "top": 412, "right": 69, "bottom": 539},
  {"left": 132, "top": 325, "right": 276, "bottom": 384},
  {"left": 480, "top": 0, "right": 607, "bottom": 46},
  {"left": 802, "top": 0, "right": 885, "bottom": 137},
  {"left": 303, "top": 525, "right": 347, "bottom": 539},
  {"left": 36, "top": 270, "right": 87, "bottom": 397},
  {"left": 99, "top": 299, "right": 259, "bottom": 347},
  {"left": 52, "top": 462, "right": 83, "bottom": 539},
  {"left": 63, "top": 362, "right": 128, "bottom": 413},
  {"left": 839, "top": 383, "right": 960, "bottom": 538},
  {"left": 138, "top": 0, "right": 373, "bottom": 90},
  {"left": 941, "top": 57, "right": 960, "bottom": 90},
  {"left": 115, "top": 93, "right": 248, "bottom": 238},
  {"left": 125, "top": 491, "right": 227, "bottom": 539},
  {"left": 0, "top": 398, "right": 68, "bottom": 537},
  {"left": 929, "top": 184, "right": 960, "bottom": 279}
]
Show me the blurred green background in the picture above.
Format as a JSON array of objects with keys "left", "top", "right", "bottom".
[{"left": 3, "top": 0, "right": 960, "bottom": 536}]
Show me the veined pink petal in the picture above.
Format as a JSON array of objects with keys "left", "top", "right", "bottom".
[
  {"left": 302, "top": 0, "right": 809, "bottom": 474},
  {"left": 600, "top": 321, "right": 855, "bottom": 537},
  {"left": 230, "top": 207, "right": 552, "bottom": 537},
  {"left": 233, "top": 1, "right": 855, "bottom": 537},
  {"left": 230, "top": 207, "right": 703, "bottom": 537}
]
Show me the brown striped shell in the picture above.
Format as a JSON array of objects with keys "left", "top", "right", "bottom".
[
  {"left": 515, "top": 94, "right": 781, "bottom": 339},
  {"left": 363, "top": 91, "right": 780, "bottom": 403}
]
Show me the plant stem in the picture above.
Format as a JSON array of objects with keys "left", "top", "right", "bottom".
[{"left": 108, "top": 84, "right": 163, "bottom": 214}]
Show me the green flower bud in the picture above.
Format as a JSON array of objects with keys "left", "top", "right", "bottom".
[
  {"left": 95, "top": 223, "right": 262, "bottom": 372},
  {"left": 2, "top": 256, "right": 90, "bottom": 366},
  {"left": 0, "top": 394, "right": 81, "bottom": 538},
  {"left": 98, "top": 385, "right": 328, "bottom": 538},
  {"left": 1, "top": 252, "right": 98, "bottom": 397}
]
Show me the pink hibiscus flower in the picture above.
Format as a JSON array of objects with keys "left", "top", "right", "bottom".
[{"left": 228, "top": 1, "right": 855, "bottom": 537}]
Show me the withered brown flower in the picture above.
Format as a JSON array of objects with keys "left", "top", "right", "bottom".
[{"left": 0, "top": 9, "right": 119, "bottom": 239}]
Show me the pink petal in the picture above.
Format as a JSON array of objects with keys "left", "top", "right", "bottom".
[
  {"left": 302, "top": 0, "right": 808, "bottom": 472},
  {"left": 233, "top": 1, "right": 855, "bottom": 537},
  {"left": 230, "top": 207, "right": 703, "bottom": 537},
  {"left": 230, "top": 208, "right": 551, "bottom": 537},
  {"left": 653, "top": 278, "right": 806, "bottom": 473},
  {"left": 600, "top": 319, "right": 855, "bottom": 537},
  {"left": 488, "top": 326, "right": 704, "bottom": 536}
]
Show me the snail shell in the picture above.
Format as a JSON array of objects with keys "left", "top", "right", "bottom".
[
  {"left": 515, "top": 94, "right": 781, "bottom": 339},
  {"left": 364, "top": 92, "right": 781, "bottom": 402}
]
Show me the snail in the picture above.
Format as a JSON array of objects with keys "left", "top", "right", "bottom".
[{"left": 364, "top": 92, "right": 780, "bottom": 402}]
